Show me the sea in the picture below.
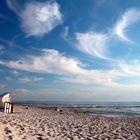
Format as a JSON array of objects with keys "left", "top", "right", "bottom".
[{"left": 16, "top": 101, "right": 140, "bottom": 119}]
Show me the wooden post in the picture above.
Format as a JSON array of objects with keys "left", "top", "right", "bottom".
[{"left": 4, "top": 102, "right": 13, "bottom": 113}]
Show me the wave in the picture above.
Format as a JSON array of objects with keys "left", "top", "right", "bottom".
[{"left": 15, "top": 101, "right": 140, "bottom": 118}]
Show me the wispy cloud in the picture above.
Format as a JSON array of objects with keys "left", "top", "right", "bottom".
[
  {"left": 0, "top": 37, "right": 18, "bottom": 48},
  {"left": 113, "top": 8, "right": 140, "bottom": 43},
  {"left": 75, "top": 32, "right": 109, "bottom": 59},
  {"left": 61, "top": 26, "right": 69, "bottom": 40},
  {"left": 11, "top": 70, "right": 19, "bottom": 76},
  {"left": 59, "top": 68, "right": 122, "bottom": 86},
  {"left": 0, "top": 13, "right": 10, "bottom": 20},
  {"left": 6, "top": 0, "right": 21, "bottom": 14},
  {"left": 19, "top": 77, "right": 44, "bottom": 83},
  {"left": 0, "top": 48, "right": 121, "bottom": 85},
  {"left": 0, "top": 47, "right": 139, "bottom": 86},
  {"left": 13, "top": 88, "right": 32, "bottom": 94},
  {"left": 0, "top": 49, "right": 84, "bottom": 75},
  {"left": 63, "top": 8, "right": 140, "bottom": 60},
  {"left": 118, "top": 60, "right": 140, "bottom": 76},
  {"left": 7, "top": 0, "right": 63, "bottom": 37}
]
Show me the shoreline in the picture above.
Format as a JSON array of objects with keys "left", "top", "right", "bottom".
[
  {"left": 15, "top": 103, "right": 140, "bottom": 119},
  {"left": 0, "top": 105, "right": 140, "bottom": 139}
]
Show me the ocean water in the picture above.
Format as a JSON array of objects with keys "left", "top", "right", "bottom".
[{"left": 16, "top": 101, "right": 140, "bottom": 118}]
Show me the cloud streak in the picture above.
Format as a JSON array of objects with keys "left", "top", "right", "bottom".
[
  {"left": 19, "top": 77, "right": 44, "bottom": 83},
  {"left": 0, "top": 13, "right": 10, "bottom": 20},
  {"left": 113, "top": 8, "right": 140, "bottom": 43},
  {"left": 13, "top": 89, "right": 32, "bottom": 94},
  {"left": 6, "top": 0, "right": 21, "bottom": 14},
  {"left": 118, "top": 60, "right": 140, "bottom": 76},
  {"left": 0, "top": 49, "right": 85, "bottom": 75},
  {"left": 75, "top": 32, "right": 109, "bottom": 59},
  {"left": 0, "top": 47, "right": 140, "bottom": 87},
  {"left": 0, "top": 48, "right": 122, "bottom": 85},
  {"left": 67, "top": 8, "right": 140, "bottom": 60}
]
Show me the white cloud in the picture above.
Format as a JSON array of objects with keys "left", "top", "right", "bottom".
[
  {"left": 113, "top": 8, "right": 140, "bottom": 43},
  {"left": 12, "top": 88, "right": 32, "bottom": 94},
  {"left": 60, "top": 69, "right": 121, "bottom": 86},
  {"left": 0, "top": 48, "right": 140, "bottom": 86},
  {"left": 75, "top": 32, "right": 109, "bottom": 59},
  {"left": 19, "top": 77, "right": 44, "bottom": 83},
  {"left": 20, "top": 1, "right": 62, "bottom": 36},
  {"left": 11, "top": 70, "right": 19, "bottom": 76},
  {"left": 0, "top": 48, "right": 120, "bottom": 85},
  {"left": 6, "top": 0, "right": 63, "bottom": 36},
  {"left": 67, "top": 8, "right": 140, "bottom": 60},
  {"left": 61, "top": 26, "right": 69, "bottom": 40},
  {"left": 0, "top": 49, "right": 85, "bottom": 75},
  {"left": 118, "top": 60, "right": 140, "bottom": 76}
]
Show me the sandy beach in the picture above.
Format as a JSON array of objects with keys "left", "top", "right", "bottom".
[{"left": 0, "top": 105, "right": 140, "bottom": 140}]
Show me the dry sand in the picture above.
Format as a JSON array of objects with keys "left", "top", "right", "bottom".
[
  {"left": 0, "top": 122, "right": 5, "bottom": 140},
  {"left": 0, "top": 105, "right": 140, "bottom": 140}
]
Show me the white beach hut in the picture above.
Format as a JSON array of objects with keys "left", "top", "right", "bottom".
[
  {"left": 1, "top": 92, "right": 14, "bottom": 113},
  {"left": 0, "top": 92, "right": 8, "bottom": 108}
]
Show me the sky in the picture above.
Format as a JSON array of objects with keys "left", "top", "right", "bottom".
[{"left": 0, "top": 0, "right": 140, "bottom": 101}]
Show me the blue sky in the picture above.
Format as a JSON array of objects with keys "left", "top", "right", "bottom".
[{"left": 0, "top": 0, "right": 140, "bottom": 101}]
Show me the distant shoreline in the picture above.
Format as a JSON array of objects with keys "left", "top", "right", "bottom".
[{"left": 15, "top": 101, "right": 140, "bottom": 119}]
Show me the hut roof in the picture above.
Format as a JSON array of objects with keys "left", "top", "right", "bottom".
[
  {"left": 2, "top": 93, "right": 13, "bottom": 103},
  {"left": 0, "top": 92, "right": 11, "bottom": 97}
]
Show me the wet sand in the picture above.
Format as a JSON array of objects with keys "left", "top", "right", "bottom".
[{"left": 0, "top": 105, "right": 140, "bottom": 140}]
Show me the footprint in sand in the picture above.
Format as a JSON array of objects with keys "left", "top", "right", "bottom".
[
  {"left": 4, "top": 127, "right": 12, "bottom": 134},
  {"left": 4, "top": 127, "right": 13, "bottom": 140}
]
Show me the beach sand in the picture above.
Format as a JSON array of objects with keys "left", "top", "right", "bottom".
[
  {"left": 0, "top": 105, "right": 140, "bottom": 140},
  {"left": 0, "top": 122, "right": 5, "bottom": 140}
]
